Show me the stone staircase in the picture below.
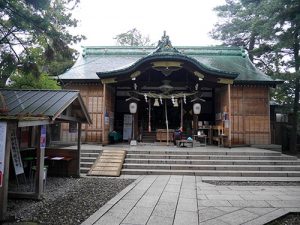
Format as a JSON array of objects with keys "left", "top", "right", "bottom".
[
  {"left": 121, "top": 148, "right": 300, "bottom": 177},
  {"left": 80, "top": 148, "right": 102, "bottom": 174}
]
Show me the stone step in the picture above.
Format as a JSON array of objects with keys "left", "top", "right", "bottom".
[
  {"left": 80, "top": 152, "right": 100, "bottom": 158},
  {"left": 80, "top": 167, "right": 90, "bottom": 173},
  {"left": 124, "top": 158, "right": 300, "bottom": 165},
  {"left": 80, "top": 156, "right": 97, "bottom": 163},
  {"left": 80, "top": 161, "right": 94, "bottom": 168},
  {"left": 126, "top": 154, "right": 296, "bottom": 161},
  {"left": 121, "top": 169, "right": 300, "bottom": 177},
  {"left": 80, "top": 149, "right": 102, "bottom": 154},
  {"left": 126, "top": 150, "right": 281, "bottom": 156},
  {"left": 123, "top": 163, "right": 300, "bottom": 171}
]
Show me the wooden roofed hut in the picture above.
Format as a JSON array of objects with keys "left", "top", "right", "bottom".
[{"left": 0, "top": 89, "right": 91, "bottom": 221}]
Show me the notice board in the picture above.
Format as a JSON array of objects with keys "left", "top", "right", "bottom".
[{"left": 0, "top": 122, "right": 7, "bottom": 187}]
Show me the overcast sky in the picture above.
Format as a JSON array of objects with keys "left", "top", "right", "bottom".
[{"left": 70, "top": 0, "right": 226, "bottom": 50}]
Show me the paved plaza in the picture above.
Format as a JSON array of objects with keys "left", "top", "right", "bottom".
[{"left": 82, "top": 175, "right": 300, "bottom": 225}]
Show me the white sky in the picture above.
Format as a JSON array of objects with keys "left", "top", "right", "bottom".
[{"left": 71, "top": 0, "right": 226, "bottom": 49}]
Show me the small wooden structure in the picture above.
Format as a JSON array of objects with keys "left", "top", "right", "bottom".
[
  {"left": 58, "top": 32, "right": 282, "bottom": 146},
  {"left": 0, "top": 89, "right": 91, "bottom": 221}
]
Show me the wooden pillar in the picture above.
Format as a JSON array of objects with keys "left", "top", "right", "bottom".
[
  {"left": 35, "top": 125, "right": 45, "bottom": 199},
  {"left": 102, "top": 83, "right": 106, "bottom": 145},
  {"left": 228, "top": 84, "right": 232, "bottom": 148},
  {"left": 148, "top": 100, "right": 151, "bottom": 132},
  {"left": 0, "top": 122, "right": 12, "bottom": 221},
  {"left": 76, "top": 122, "right": 82, "bottom": 177},
  {"left": 180, "top": 99, "right": 183, "bottom": 129}
]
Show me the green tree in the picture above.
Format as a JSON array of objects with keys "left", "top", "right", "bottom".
[
  {"left": 114, "top": 28, "right": 152, "bottom": 46},
  {"left": 211, "top": 0, "right": 300, "bottom": 153},
  {"left": 0, "top": 0, "right": 84, "bottom": 87}
]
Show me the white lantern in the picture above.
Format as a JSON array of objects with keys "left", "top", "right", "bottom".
[
  {"left": 193, "top": 103, "right": 201, "bottom": 115},
  {"left": 129, "top": 102, "right": 137, "bottom": 114}
]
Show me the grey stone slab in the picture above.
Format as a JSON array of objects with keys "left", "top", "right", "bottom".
[
  {"left": 152, "top": 202, "right": 176, "bottom": 218},
  {"left": 267, "top": 200, "right": 300, "bottom": 208},
  {"left": 200, "top": 218, "right": 230, "bottom": 225},
  {"left": 244, "top": 207, "right": 277, "bottom": 216},
  {"left": 218, "top": 209, "right": 259, "bottom": 225},
  {"left": 215, "top": 206, "right": 241, "bottom": 212},
  {"left": 229, "top": 200, "right": 271, "bottom": 207},
  {"left": 198, "top": 200, "right": 232, "bottom": 207},
  {"left": 160, "top": 191, "right": 180, "bottom": 203},
  {"left": 177, "top": 197, "right": 198, "bottom": 212},
  {"left": 197, "top": 194, "right": 208, "bottom": 200},
  {"left": 218, "top": 190, "right": 253, "bottom": 195},
  {"left": 136, "top": 195, "right": 160, "bottom": 208},
  {"left": 94, "top": 211, "right": 125, "bottom": 225},
  {"left": 180, "top": 188, "right": 197, "bottom": 199},
  {"left": 81, "top": 204, "right": 114, "bottom": 225},
  {"left": 242, "top": 208, "right": 288, "bottom": 225},
  {"left": 122, "top": 206, "right": 153, "bottom": 225},
  {"left": 197, "top": 190, "right": 221, "bottom": 195},
  {"left": 240, "top": 194, "right": 280, "bottom": 201},
  {"left": 275, "top": 195, "right": 300, "bottom": 200},
  {"left": 146, "top": 215, "right": 173, "bottom": 225},
  {"left": 173, "top": 210, "right": 198, "bottom": 225},
  {"left": 164, "top": 184, "right": 181, "bottom": 193},
  {"left": 198, "top": 207, "right": 227, "bottom": 222},
  {"left": 206, "top": 194, "right": 243, "bottom": 200}
]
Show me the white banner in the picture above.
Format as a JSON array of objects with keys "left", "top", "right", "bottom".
[{"left": 0, "top": 122, "right": 7, "bottom": 187}]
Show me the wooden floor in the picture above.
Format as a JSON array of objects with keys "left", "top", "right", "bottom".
[{"left": 88, "top": 149, "right": 126, "bottom": 176}]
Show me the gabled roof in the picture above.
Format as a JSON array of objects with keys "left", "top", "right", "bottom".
[
  {"left": 58, "top": 35, "right": 281, "bottom": 86},
  {"left": 0, "top": 89, "right": 92, "bottom": 126}
]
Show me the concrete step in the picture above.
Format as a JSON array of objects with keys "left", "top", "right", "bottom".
[
  {"left": 80, "top": 152, "right": 100, "bottom": 158},
  {"left": 121, "top": 169, "right": 300, "bottom": 177},
  {"left": 126, "top": 150, "right": 282, "bottom": 156},
  {"left": 80, "top": 149, "right": 102, "bottom": 154},
  {"left": 80, "top": 161, "right": 94, "bottom": 168},
  {"left": 80, "top": 167, "right": 90, "bottom": 173},
  {"left": 80, "top": 156, "right": 97, "bottom": 163},
  {"left": 124, "top": 158, "right": 300, "bottom": 165},
  {"left": 123, "top": 163, "right": 300, "bottom": 171},
  {"left": 125, "top": 154, "right": 296, "bottom": 161}
]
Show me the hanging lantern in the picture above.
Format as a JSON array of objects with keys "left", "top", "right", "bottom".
[
  {"left": 129, "top": 102, "right": 137, "bottom": 114},
  {"left": 154, "top": 98, "right": 160, "bottom": 107},
  {"left": 173, "top": 99, "right": 179, "bottom": 107},
  {"left": 193, "top": 103, "right": 201, "bottom": 115}
]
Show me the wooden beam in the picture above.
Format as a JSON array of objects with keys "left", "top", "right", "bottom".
[
  {"left": 35, "top": 125, "right": 45, "bottom": 199},
  {"left": 0, "top": 122, "right": 13, "bottom": 221},
  {"left": 228, "top": 84, "right": 232, "bottom": 148},
  {"left": 18, "top": 119, "right": 50, "bottom": 128},
  {"left": 76, "top": 122, "right": 82, "bottom": 177},
  {"left": 102, "top": 83, "right": 106, "bottom": 145}
]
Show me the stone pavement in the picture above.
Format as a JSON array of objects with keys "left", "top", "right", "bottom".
[{"left": 82, "top": 175, "right": 300, "bottom": 225}]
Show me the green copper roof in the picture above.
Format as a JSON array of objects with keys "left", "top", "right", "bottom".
[{"left": 59, "top": 35, "right": 279, "bottom": 86}]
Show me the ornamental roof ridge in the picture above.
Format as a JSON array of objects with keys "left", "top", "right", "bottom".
[{"left": 152, "top": 31, "right": 181, "bottom": 55}]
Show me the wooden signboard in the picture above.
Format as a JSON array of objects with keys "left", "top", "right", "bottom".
[
  {"left": 0, "top": 122, "right": 7, "bottom": 187},
  {"left": 11, "top": 132, "right": 24, "bottom": 175},
  {"left": 123, "top": 114, "right": 132, "bottom": 140}
]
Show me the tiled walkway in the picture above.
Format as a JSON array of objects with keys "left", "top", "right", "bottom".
[{"left": 82, "top": 175, "right": 300, "bottom": 225}]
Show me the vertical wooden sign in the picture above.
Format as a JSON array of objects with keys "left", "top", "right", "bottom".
[{"left": 0, "top": 122, "right": 7, "bottom": 187}]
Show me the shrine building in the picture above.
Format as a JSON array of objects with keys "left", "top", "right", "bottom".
[{"left": 58, "top": 33, "right": 281, "bottom": 147}]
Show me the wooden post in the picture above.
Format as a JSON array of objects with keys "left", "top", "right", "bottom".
[
  {"left": 0, "top": 122, "right": 12, "bottom": 221},
  {"left": 228, "top": 84, "right": 232, "bottom": 148},
  {"left": 148, "top": 100, "right": 151, "bottom": 132},
  {"left": 102, "top": 83, "right": 106, "bottom": 145},
  {"left": 165, "top": 99, "right": 169, "bottom": 146},
  {"left": 35, "top": 125, "right": 45, "bottom": 199},
  {"left": 180, "top": 98, "right": 183, "bottom": 129},
  {"left": 76, "top": 122, "right": 82, "bottom": 177}
]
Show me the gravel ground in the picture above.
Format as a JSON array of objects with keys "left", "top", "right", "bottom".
[
  {"left": 4, "top": 177, "right": 134, "bottom": 225},
  {"left": 204, "top": 181, "right": 300, "bottom": 186},
  {"left": 266, "top": 213, "right": 300, "bottom": 225}
]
